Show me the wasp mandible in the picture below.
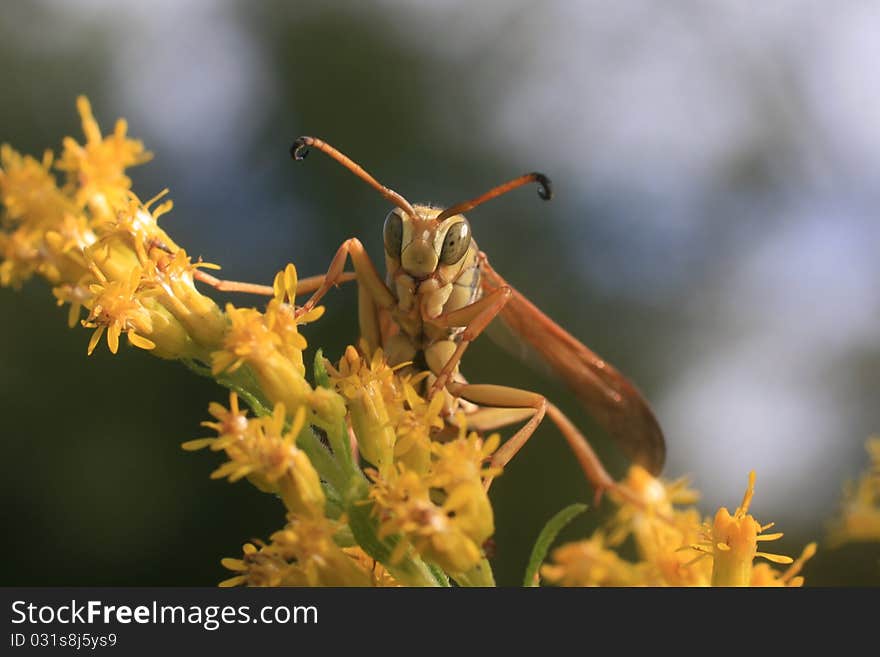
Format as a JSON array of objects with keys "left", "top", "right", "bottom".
[{"left": 195, "top": 137, "right": 666, "bottom": 500}]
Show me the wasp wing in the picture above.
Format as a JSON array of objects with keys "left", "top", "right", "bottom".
[{"left": 479, "top": 256, "right": 666, "bottom": 475}]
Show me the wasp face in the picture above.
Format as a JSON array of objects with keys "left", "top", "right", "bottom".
[{"left": 383, "top": 205, "right": 472, "bottom": 279}]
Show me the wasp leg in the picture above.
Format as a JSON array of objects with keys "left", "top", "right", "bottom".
[
  {"left": 426, "top": 285, "right": 512, "bottom": 396},
  {"left": 461, "top": 407, "right": 535, "bottom": 432},
  {"left": 193, "top": 269, "right": 356, "bottom": 297},
  {"left": 297, "top": 238, "right": 394, "bottom": 313},
  {"left": 448, "top": 382, "right": 646, "bottom": 509},
  {"left": 296, "top": 238, "right": 396, "bottom": 353},
  {"left": 294, "top": 272, "right": 357, "bottom": 295},
  {"left": 192, "top": 270, "right": 274, "bottom": 296}
]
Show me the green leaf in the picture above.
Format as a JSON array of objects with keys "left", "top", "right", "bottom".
[
  {"left": 321, "top": 481, "right": 345, "bottom": 519},
  {"left": 523, "top": 503, "right": 588, "bottom": 587},
  {"left": 313, "top": 348, "right": 331, "bottom": 389},
  {"left": 426, "top": 562, "right": 451, "bottom": 587},
  {"left": 332, "top": 524, "right": 356, "bottom": 548}
]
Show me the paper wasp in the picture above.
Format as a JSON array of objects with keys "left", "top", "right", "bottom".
[{"left": 195, "top": 137, "right": 665, "bottom": 500}]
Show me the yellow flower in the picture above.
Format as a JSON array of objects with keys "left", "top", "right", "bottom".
[
  {"left": 0, "top": 145, "right": 73, "bottom": 230},
  {"left": 220, "top": 516, "right": 373, "bottom": 587},
  {"left": 186, "top": 395, "right": 325, "bottom": 518},
  {"left": 0, "top": 145, "right": 88, "bottom": 288},
  {"left": 368, "top": 425, "right": 499, "bottom": 577},
  {"left": 827, "top": 437, "right": 880, "bottom": 547},
  {"left": 268, "top": 264, "right": 325, "bottom": 364},
  {"left": 81, "top": 261, "right": 193, "bottom": 359},
  {"left": 264, "top": 300, "right": 309, "bottom": 374},
  {"left": 687, "top": 472, "right": 795, "bottom": 586},
  {"left": 540, "top": 469, "right": 708, "bottom": 587},
  {"left": 55, "top": 96, "right": 151, "bottom": 217},
  {"left": 342, "top": 546, "right": 400, "bottom": 587},
  {"left": 750, "top": 542, "right": 817, "bottom": 587},
  {"left": 327, "top": 344, "right": 467, "bottom": 478},
  {"left": 0, "top": 227, "right": 42, "bottom": 288},
  {"left": 429, "top": 416, "right": 501, "bottom": 488},
  {"left": 191, "top": 391, "right": 250, "bottom": 444},
  {"left": 437, "top": 479, "right": 495, "bottom": 561},
  {"left": 211, "top": 303, "right": 313, "bottom": 411},
  {"left": 271, "top": 263, "right": 324, "bottom": 323},
  {"left": 93, "top": 189, "right": 178, "bottom": 255},
  {"left": 541, "top": 533, "right": 645, "bottom": 587},
  {"left": 393, "top": 379, "right": 445, "bottom": 475},
  {"left": 369, "top": 467, "right": 484, "bottom": 574},
  {"left": 82, "top": 264, "right": 158, "bottom": 355},
  {"left": 269, "top": 516, "right": 374, "bottom": 586},
  {"left": 140, "top": 245, "right": 226, "bottom": 351},
  {"left": 219, "top": 542, "right": 284, "bottom": 588},
  {"left": 328, "top": 345, "right": 403, "bottom": 476},
  {"left": 52, "top": 277, "right": 93, "bottom": 328},
  {"left": 605, "top": 465, "right": 708, "bottom": 585},
  {"left": 41, "top": 213, "right": 94, "bottom": 283},
  {"left": 539, "top": 469, "right": 814, "bottom": 587}
]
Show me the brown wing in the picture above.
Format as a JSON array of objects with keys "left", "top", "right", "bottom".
[{"left": 479, "top": 256, "right": 666, "bottom": 475}]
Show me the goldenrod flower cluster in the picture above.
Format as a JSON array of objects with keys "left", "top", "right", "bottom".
[
  {"left": 540, "top": 468, "right": 817, "bottom": 587},
  {"left": 1, "top": 97, "right": 224, "bottom": 361},
  {"left": 1, "top": 98, "right": 826, "bottom": 587},
  {"left": 0, "top": 97, "right": 497, "bottom": 587}
]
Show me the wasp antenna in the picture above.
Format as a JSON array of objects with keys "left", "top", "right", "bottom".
[
  {"left": 290, "top": 136, "right": 417, "bottom": 218},
  {"left": 435, "top": 171, "right": 553, "bottom": 222},
  {"left": 290, "top": 138, "right": 310, "bottom": 160},
  {"left": 533, "top": 173, "right": 553, "bottom": 201}
]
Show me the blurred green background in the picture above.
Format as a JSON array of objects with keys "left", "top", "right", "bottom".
[{"left": 1, "top": 1, "right": 878, "bottom": 586}]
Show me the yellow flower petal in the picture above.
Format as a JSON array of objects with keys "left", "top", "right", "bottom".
[
  {"left": 221, "top": 558, "right": 247, "bottom": 572},
  {"left": 87, "top": 326, "right": 105, "bottom": 355},
  {"left": 218, "top": 576, "right": 246, "bottom": 588},
  {"left": 181, "top": 438, "right": 215, "bottom": 451},
  {"left": 107, "top": 324, "right": 121, "bottom": 354},
  {"left": 127, "top": 331, "right": 156, "bottom": 350},
  {"left": 755, "top": 552, "right": 794, "bottom": 564}
]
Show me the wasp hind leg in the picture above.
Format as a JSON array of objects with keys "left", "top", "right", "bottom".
[{"left": 449, "top": 381, "right": 648, "bottom": 510}]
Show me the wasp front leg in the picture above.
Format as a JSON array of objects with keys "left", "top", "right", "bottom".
[
  {"left": 193, "top": 269, "right": 356, "bottom": 297},
  {"left": 426, "top": 285, "right": 512, "bottom": 396},
  {"left": 295, "top": 238, "right": 397, "bottom": 353},
  {"left": 142, "top": 235, "right": 350, "bottom": 298}
]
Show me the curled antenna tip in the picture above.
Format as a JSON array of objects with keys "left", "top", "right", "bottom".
[
  {"left": 290, "top": 137, "right": 311, "bottom": 161},
  {"left": 532, "top": 173, "right": 553, "bottom": 200}
]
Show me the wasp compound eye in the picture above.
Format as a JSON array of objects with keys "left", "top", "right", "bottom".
[
  {"left": 439, "top": 221, "right": 471, "bottom": 265},
  {"left": 383, "top": 210, "right": 404, "bottom": 257}
]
